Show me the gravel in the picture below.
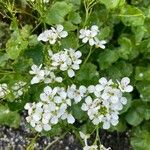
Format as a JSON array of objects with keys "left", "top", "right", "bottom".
[{"left": 0, "top": 112, "right": 131, "bottom": 150}]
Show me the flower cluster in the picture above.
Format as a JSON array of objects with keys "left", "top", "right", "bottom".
[
  {"left": 29, "top": 64, "right": 62, "bottom": 84},
  {"left": 81, "top": 77, "right": 133, "bottom": 129},
  {"left": 25, "top": 77, "right": 133, "bottom": 132},
  {"left": 29, "top": 48, "right": 82, "bottom": 84},
  {"left": 11, "top": 81, "right": 27, "bottom": 99},
  {"left": 38, "top": 25, "right": 68, "bottom": 44},
  {"left": 24, "top": 86, "right": 75, "bottom": 132},
  {"left": 0, "top": 81, "right": 28, "bottom": 99},
  {"left": 0, "top": 83, "right": 10, "bottom": 99},
  {"left": 49, "top": 48, "right": 82, "bottom": 78},
  {"left": 79, "top": 25, "right": 107, "bottom": 49}
]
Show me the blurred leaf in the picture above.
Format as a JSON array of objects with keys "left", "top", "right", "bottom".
[
  {"left": 44, "top": 2, "right": 72, "bottom": 25},
  {"left": 106, "top": 61, "right": 133, "bottom": 79},
  {"left": 68, "top": 12, "right": 82, "bottom": 24},
  {"left": 135, "top": 66, "right": 150, "bottom": 81},
  {"left": 131, "top": 122, "right": 150, "bottom": 150},
  {"left": 100, "top": 0, "right": 125, "bottom": 9},
  {"left": 136, "top": 82, "right": 150, "bottom": 102},
  {"left": 75, "top": 63, "right": 99, "bottom": 85},
  {"left": 97, "top": 49, "right": 119, "bottom": 70},
  {"left": 118, "top": 37, "right": 132, "bottom": 60},
  {"left": 0, "top": 105, "right": 20, "bottom": 128},
  {"left": 120, "top": 5, "right": 145, "bottom": 26}
]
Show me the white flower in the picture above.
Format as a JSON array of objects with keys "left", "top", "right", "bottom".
[
  {"left": 50, "top": 48, "right": 82, "bottom": 78},
  {"left": 38, "top": 30, "right": 57, "bottom": 44},
  {"left": 0, "top": 83, "right": 10, "bottom": 98},
  {"left": 40, "top": 86, "right": 57, "bottom": 102},
  {"left": 51, "top": 24, "right": 68, "bottom": 39},
  {"left": 29, "top": 64, "right": 45, "bottom": 84},
  {"left": 79, "top": 25, "right": 99, "bottom": 46},
  {"left": 67, "top": 84, "right": 87, "bottom": 103},
  {"left": 117, "top": 77, "right": 133, "bottom": 92},
  {"left": 79, "top": 25, "right": 107, "bottom": 49},
  {"left": 38, "top": 25, "right": 68, "bottom": 44},
  {"left": 94, "top": 37, "right": 107, "bottom": 49}
]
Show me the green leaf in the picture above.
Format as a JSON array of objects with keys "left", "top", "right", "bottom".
[
  {"left": 72, "top": 103, "right": 88, "bottom": 121},
  {"left": 61, "top": 33, "right": 79, "bottom": 49},
  {"left": 106, "top": 61, "right": 133, "bottom": 80},
  {"left": 126, "top": 101, "right": 144, "bottom": 126},
  {"left": 68, "top": 12, "right": 82, "bottom": 24},
  {"left": 75, "top": 63, "right": 99, "bottom": 86},
  {"left": 120, "top": 5, "right": 145, "bottom": 26},
  {"left": 6, "top": 25, "right": 31, "bottom": 60},
  {"left": 136, "top": 82, "right": 150, "bottom": 102},
  {"left": 0, "top": 105, "right": 20, "bottom": 128},
  {"left": 125, "top": 100, "right": 150, "bottom": 126},
  {"left": 100, "top": 0, "right": 125, "bottom": 9},
  {"left": 24, "top": 44, "right": 44, "bottom": 65},
  {"left": 131, "top": 122, "right": 150, "bottom": 150},
  {"left": 135, "top": 66, "right": 150, "bottom": 81},
  {"left": 97, "top": 49, "right": 119, "bottom": 70},
  {"left": 44, "top": 2, "right": 72, "bottom": 25},
  {"left": 132, "top": 26, "right": 147, "bottom": 45},
  {"left": 118, "top": 37, "right": 132, "bottom": 60},
  {"left": 0, "top": 53, "right": 9, "bottom": 67}
]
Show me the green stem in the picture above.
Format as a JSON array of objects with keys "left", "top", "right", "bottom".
[
  {"left": 83, "top": 47, "right": 93, "bottom": 65},
  {"left": 44, "top": 132, "right": 67, "bottom": 150}
]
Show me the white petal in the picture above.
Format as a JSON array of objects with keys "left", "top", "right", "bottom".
[
  {"left": 43, "top": 124, "right": 51, "bottom": 131},
  {"left": 92, "top": 118, "right": 100, "bottom": 125},
  {"left": 89, "top": 38, "right": 95, "bottom": 46},
  {"left": 121, "top": 77, "right": 130, "bottom": 85},
  {"left": 125, "top": 85, "right": 133, "bottom": 92},
  {"left": 111, "top": 119, "right": 118, "bottom": 126},
  {"left": 51, "top": 116, "right": 58, "bottom": 124},
  {"left": 35, "top": 124, "right": 42, "bottom": 132},
  {"left": 32, "top": 113, "right": 41, "bottom": 122},
  {"left": 68, "top": 69, "right": 75, "bottom": 78},
  {"left": 56, "top": 24, "right": 64, "bottom": 32},
  {"left": 24, "top": 103, "right": 31, "bottom": 110},
  {"left": 87, "top": 85, "right": 95, "bottom": 93},
  {"left": 72, "top": 64, "right": 79, "bottom": 70},
  {"left": 103, "top": 121, "right": 110, "bottom": 129},
  {"left": 40, "top": 93, "right": 48, "bottom": 102},
  {"left": 31, "top": 76, "right": 41, "bottom": 84},
  {"left": 82, "top": 37, "right": 89, "bottom": 43},
  {"left": 120, "top": 97, "right": 127, "bottom": 105},
  {"left": 99, "top": 77, "right": 107, "bottom": 85},
  {"left": 67, "top": 114, "right": 75, "bottom": 124},
  {"left": 42, "top": 118, "right": 49, "bottom": 124},
  {"left": 79, "top": 85, "right": 87, "bottom": 93},
  {"left": 81, "top": 103, "right": 88, "bottom": 111},
  {"left": 55, "top": 77, "right": 63, "bottom": 83},
  {"left": 85, "top": 96, "right": 92, "bottom": 105},
  {"left": 60, "top": 31, "right": 68, "bottom": 38}
]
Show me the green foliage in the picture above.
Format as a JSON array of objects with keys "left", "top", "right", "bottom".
[
  {"left": 44, "top": 2, "right": 73, "bottom": 25},
  {"left": 75, "top": 63, "right": 99, "bottom": 85},
  {"left": 131, "top": 122, "right": 150, "bottom": 150},
  {"left": 120, "top": 5, "right": 145, "bottom": 26},
  {"left": 0, "top": 105, "right": 20, "bottom": 128}
]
